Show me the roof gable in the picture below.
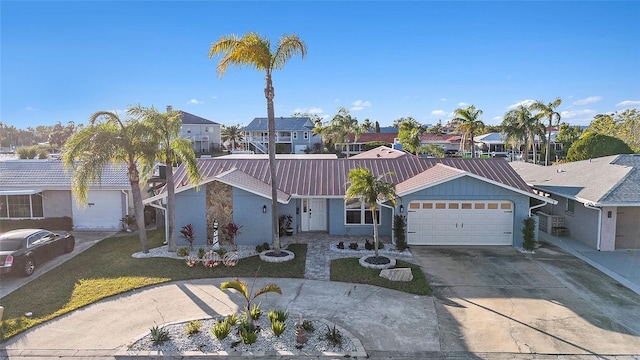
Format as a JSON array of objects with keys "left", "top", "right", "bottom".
[
  {"left": 244, "top": 117, "right": 314, "bottom": 132},
  {"left": 178, "top": 110, "right": 220, "bottom": 125}
]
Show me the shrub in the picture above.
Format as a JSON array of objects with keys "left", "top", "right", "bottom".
[
  {"left": 150, "top": 326, "right": 170, "bottom": 345},
  {"left": 238, "top": 321, "right": 258, "bottom": 344},
  {"left": 177, "top": 247, "right": 190, "bottom": 257},
  {"left": 215, "top": 248, "right": 227, "bottom": 256},
  {"left": 271, "top": 320, "right": 286, "bottom": 337},
  {"left": 348, "top": 242, "right": 358, "bottom": 250},
  {"left": 522, "top": 216, "right": 536, "bottom": 251},
  {"left": 364, "top": 239, "right": 374, "bottom": 250},
  {"left": 378, "top": 241, "right": 385, "bottom": 249},
  {"left": 255, "top": 244, "right": 264, "bottom": 253},
  {"left": 393, "top": 214, "right": 408, "bottom": 251},
  {"left": 180, "top": 224, "right": 195, "bottom": 248},
  {"left": 212, "top": 319, "right": 231, "bottom": 340},
  {"left": 262, "top": 242, "right": 271, "bottom": 250},
  {"left": 250, "top": 303, "right": 262, "bottom": 321},
  {"left": 197, "top": 247, "right": 206, "bottom": 259},
  {"left": 183, "top": 320, "right": 202, "bottom": 335},
  {"left": 302, "top": 319, "right": 315, "bottom": 332},
  {"left": 337, "top": 241, "right": 345, "bottom": 249},
  {"left": 325, "top": 324, "right": 342, "bottom": 346},
  {"left": 225, "top": 313, "right": 238, "bottom": 325},
  {"left": 268, "top": 310, "right": 288, "bottom": 324}
]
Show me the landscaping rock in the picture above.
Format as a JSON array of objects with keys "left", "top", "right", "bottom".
[{"left": 379, "top": 268, "right": 413, "bottom": 282}]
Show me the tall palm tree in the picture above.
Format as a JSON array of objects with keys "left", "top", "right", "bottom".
[
  {"left": 501, "top": 105, "right": 538, "bottom": 162},
  {"left": 345, "top": 167, "right": 397, "bottom": 257},
  {"left": 530, "top": 97, "right": 562, "bottom": 166},
  {"left": 129, "top": 105, "right": 201, "bottom": 252},
  {"left": 453, "top": 105, "right": 484, "bottom": 158},
  {"left": 63, "top": 110, "right": 156, "bottom": 253},
  {"left": 221, "top": 124, "right": 244, "bottom": 151},
  {"left": 324, "top": 107, "right": 359, "bottom": 157},
  {"left": 209, "top": 32, "right": 306, "bottom": 255},
  {"left": 398, "top": 120, "right": 422, "bottom": 155}
]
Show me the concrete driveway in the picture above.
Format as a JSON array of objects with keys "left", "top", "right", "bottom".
[{"left": 411, "top": 244, "right": 640, "bottom": 356}]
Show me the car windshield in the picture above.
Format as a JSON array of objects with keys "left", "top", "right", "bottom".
[{"left": 0, "top": 238, "right": 23, "bottom": 251}]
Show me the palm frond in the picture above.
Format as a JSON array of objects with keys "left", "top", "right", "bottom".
[
  {"left": 220, "top": 279, "right": 249, "bottom": 299},
  {"left": 253, "top": 284, "right": 282, "bottom": 298}
]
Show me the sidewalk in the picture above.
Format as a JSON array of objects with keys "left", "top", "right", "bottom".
[{"left": 539, "top": 231, "right": 640, "bottom": 295}]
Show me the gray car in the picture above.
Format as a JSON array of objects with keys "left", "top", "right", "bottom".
[{"left": 0, "top": 229, "right": 75, "bottom": 277}]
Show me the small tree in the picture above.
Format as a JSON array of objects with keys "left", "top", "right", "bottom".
[
  {"left": 220, "top": 278, "right": 282, "bottom": 325},
  {"left": 180, "top": 224, "right": 195, "bottom": 249},
  {"left": 522, "top": 217, "right": 536, "bottom": 251}
]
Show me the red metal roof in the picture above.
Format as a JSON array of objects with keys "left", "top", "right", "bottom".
[{"left": 172, "top": 156, "right": 533, "bottom": 197}]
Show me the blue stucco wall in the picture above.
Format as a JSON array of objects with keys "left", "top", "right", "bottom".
[
  {"left": 328, "top": 198, "right": 394, "bottom": 237},
  {"left": 550, "top": 196, "right": 599, "bottom": 249},
  {"left": 399, "top": 176, "right": 532, "bottom": 247},
  {"left": 174, "top": 187, "right": 208, "bottom": 248}
]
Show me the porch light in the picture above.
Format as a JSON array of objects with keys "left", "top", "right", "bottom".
[
  {"left": 399, "top": 205, "right": 404, "bottom": 213},
  {"left": 263, "top": 205, "right": 267, "bottom": 213}
]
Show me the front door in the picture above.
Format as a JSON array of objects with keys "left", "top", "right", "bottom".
[{"left": 301, "top": 198, "right": 327, "bottom": 231}]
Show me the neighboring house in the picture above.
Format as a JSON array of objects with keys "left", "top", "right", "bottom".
[
  {"left": 243, "top": 117, "right": 322, "bottom": 154},
  {"left": 145, "top": 147, "right": 553, "bottom": 248},
  {"left": 511, "top": 154, "right": 640, "bottom": 251},
  {"left": 171, "top": 106, "right": 222, "bottom": 153},
  {"left": 337, "top": 132, "right": 398, "bottom": 157},
  {"left": 419, "top": 133, "right": 463, "bottom": 154},
  {"left": 338, "top": 133, "right": 462, "bottom": 157},
  {"left": 475, "top": 132, "right": 563, "bottom": 158},
  {"left": 0, "top": 160, "right": 133, "bottom": 230}
]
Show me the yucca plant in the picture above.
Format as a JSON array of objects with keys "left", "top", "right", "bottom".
[
  {"left": 211, "top": 319, "right": 231, "bottom": 340},
  {"left": 183, "top": 320, "right": 202, "bottom": 335},
  {"left": 238, "top": 321, "right": 258, "bottom": 344},
  {"left": 268, "top": 310, "right": 289, "bottom": 324},
  {"left": 225, "top": 313, "right": 238, "bottom": 325},
  {"left": 150, "top": 326, "right": 170, "bottom": 345},
  {"left": 220, "top": 278, "right": 282, "bottom": 325},
  {"left": 250, "top": 303, "right": 263, "bottom": 321},
  {"left": 271, "top": 320, "right": 286, "bottom": 336}
]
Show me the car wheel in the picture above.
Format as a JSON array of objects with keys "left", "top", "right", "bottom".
[
  {"left": 23, "top": 257, "right": 36, "bottom": 277},
  {"left": 64, "top": 239, "right": 75, "bottom": 253}
]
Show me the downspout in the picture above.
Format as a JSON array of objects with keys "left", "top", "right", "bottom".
[
  {"left": 584, "top": 203, "right": 602, "bottom": 251},
  {"left": 148, "top": 201, "right": 169, "bottom": 245},
  {"left": 121, "top": 190, "right": 129, "bottom": 215},
  {"left": 529, "top": 201, "right": 546, "bottom": 216},
  {"left": 378, "top": 201, "right": 396, "bottom": 245}
]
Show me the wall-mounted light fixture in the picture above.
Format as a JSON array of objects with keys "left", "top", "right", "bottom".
[
  {"left": 263, "top": 205, "right": 267, "bottom": 213},
  {"left": 399, "top": 204, "right": 404, "bottom": 213}
]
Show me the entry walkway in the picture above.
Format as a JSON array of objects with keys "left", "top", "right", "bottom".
[{"left": 539, "top": 231, "right": 640, "bottom": 295}]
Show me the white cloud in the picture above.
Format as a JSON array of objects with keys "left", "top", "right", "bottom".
[
  {"left": 334, "top": 99, "right": 340, "bottom": 103},
  {"left": 293, "top": 107, "right": 323, "bottom": 115},
  {"left": 616, "top": 100, "right": 640, "bottom": 107},
  {"left": 211, "top": 96, "right": 218, "bottom": 100},
  {"left": 440, "top": 98, "right": 447, "bottom": 102},
  {"left": 573, "top": 96, "right": 602, "bottom": 106},
  {"left": 560, "top": 109, "right": 595, "bottom": 119},
  {"left": 492, "top": 116, "right": 502, "bottom": 122},
  {"left": 25, "top": 106, "right": 36, "bottom": 112},
  {"left": 457, "top": 102, "right": 469, "bottom": 107},
  {"left": 431, "top": 110, "right": 447, "bottom": 116},
  {"left": 351, "top": 100, "right": 371, "bottom": 111},
  {"left": 507, "top": 99, "right": 535, "bottom": 109},
  {"left": 188, "top": 99, "right": 202, "bottom": 105}
]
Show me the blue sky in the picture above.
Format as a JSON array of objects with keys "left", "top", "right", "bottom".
[{"left": 2, "top": 1, "right": 639, "bottom": 130}]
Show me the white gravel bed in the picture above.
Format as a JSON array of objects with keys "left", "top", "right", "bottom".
[
  {"left": 329, "top": 242, "right": 413, "bottom": 257},
  {"left": 132, "top": 245, "right": 258, "bottom": 259},
  {"left": 128, "top": 316, "right": 357, "bottom": 355}
]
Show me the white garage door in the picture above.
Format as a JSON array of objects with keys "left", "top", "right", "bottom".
[
  {"left": 72, "top": 190, "right": 123, "bottom": 229},
  {"left": 407, "top": 200, "right": 513, "bottom": 245}
]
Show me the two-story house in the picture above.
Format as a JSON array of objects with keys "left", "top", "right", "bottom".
[
  {"left": 169, "top": 106, "right": 222, "bottom": 153},
  {"left": 243, "top": 117, "right": 322, "bottom": 154}
]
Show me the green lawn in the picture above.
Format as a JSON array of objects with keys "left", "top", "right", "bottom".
[
  {"left": 330, "top": 258, "right": 432, "bottom": 296},
  {"left": 0, "top": 229, "right": 306, "bottom": 342},
  {"left": 0, "top": 229, "right": 431, "bottom": 342}
]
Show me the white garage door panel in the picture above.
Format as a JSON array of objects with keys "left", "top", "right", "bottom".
[
  {"left": 407, "top": 200, "right": 513, "bottom": 246},
  {"left": 72, "top": 191, "right": 123, "bottom": 229}
]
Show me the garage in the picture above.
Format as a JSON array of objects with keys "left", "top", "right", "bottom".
[
  {"left": 72, "top": 190, "right": 124, "bottom": 229},
  {"left": 407, "top": 200, "right": 513, "bottom": 245}
]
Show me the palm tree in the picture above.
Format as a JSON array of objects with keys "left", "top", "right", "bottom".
[
  {"left": 62, "top": 110, "right": 156, "bottom": 253},
  {"left": 501, "top": 105, "right": 538, "bottom": 162},
  {"left": 530, "top": 97, "right": 562, "bottom": 166},
  {"left": 221, "top": 124, "right": 244, "bottom": 151},
  {"left": 345, "top": 167, "right": 397, "bottom": 257},
  {"left": 209, "top": 32, "right": 306, "bottom": 255},
  {"left": 453, "top": 105, "right": 484, "bottom": 158},
  {"left": 220, "top": 278, "right": 282, "bottom": 325},
  {"left": 398, "top": 120, "right": 422, "bottom": 155},
  {"left": 324, "top": 107, "right": 359, "bottom": 157},
  {"left": 129, "top": 105, "right": 201, "bottom": 252}
]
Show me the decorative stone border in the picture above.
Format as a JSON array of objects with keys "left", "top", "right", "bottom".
[
  {"left": 118, "top": 317, "right": 367, "bottom": 358},
  {"left": 329, "top": 242, "right": 413, "bottom": 257},
  {"left": 259, "top": 249, "right": 295, "bottom": 263},
  {"left": 358, "top": 255, "right": 396, "bottom": 269}
]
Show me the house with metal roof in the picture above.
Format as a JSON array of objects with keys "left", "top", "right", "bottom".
[
  {"left": 0, "top": 160, "right": 134, "bottom": 230},
  {"left": 171, "top": 106, "right": 222, "bottom": 153},
  {"left": 242, "top": 117, "right": 322, "bottom": 154},
  {"left": 145, "top": 148, "right": 553, "bottom": 248},
  {"left": 510, "top": 154, "right": 640, "bottom": 251}
]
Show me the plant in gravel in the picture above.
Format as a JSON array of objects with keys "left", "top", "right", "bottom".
[
  {"left": 150, "top": 325, "right": 170, "bottom": 345},
  {"left": 365, "top": 239, "right": 374, "bottom": 250},
  {"left": 197, "top": 247, "right": 206, "bottom": 259},
  {"left": 337, "top": 241, "right": 345, "bottom": 249},
  {"left": 183, "top": 320, "right": 203, "bottom": 335},
  {"left": 268, "top": 309, "right": 289, "bottom": 323},
  {"left": 225, "top": 313, "right": 238, "bottom": 325},
  {"left": 262, "top": 242, "right": 271, "bottom": 250},
  {"left": 271, "top": 320, "right": 286, "bottom": 336},
  {"left": 325, "top": 324, "right": 342, "bottom": 346},
  {"left": 256, "top": 244, "right": 264, "bottom": 252},
  {"left": 215, "top": 247, "right": 227, "bottom": 256},
  {"left": 250, "top": 303, "right": 263, "bottom": 321},
  {"left": 220, "top": 275, "right": 282, "bottom": 325},
  {"left": 238, "top": 321, "right": 258, "bottom": 344},
  {"left": 177, "top": 247, "right": 190, "bottom": 257},
  {"left": 212, "top": 319, "right": 232, "bottom": 340},
  {"left": 348, "top": 242, "right": 358, "bottom": 250},
  {"left": 302, "top": 319, "right": 315, "bottom": 332}
]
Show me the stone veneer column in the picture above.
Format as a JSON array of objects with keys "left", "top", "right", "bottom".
[{"left": 206, "top": 182, "right": 233, "bottom": 244}]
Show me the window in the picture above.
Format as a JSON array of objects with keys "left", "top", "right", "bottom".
[
  {"left": 0, "top": 194, "right": 44, "bottom": 218},
  {"left": 293, "top": 132, "right": 298, "bottom": 139},
  {"left": 345, "top": 198, "right": 380, "bottom": 225},
  {"left": 566, "top": 199, "right": 575, "bottom": 214},
  {"left": 303, "top": 132, "right": 309, "bottom": 140}
]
